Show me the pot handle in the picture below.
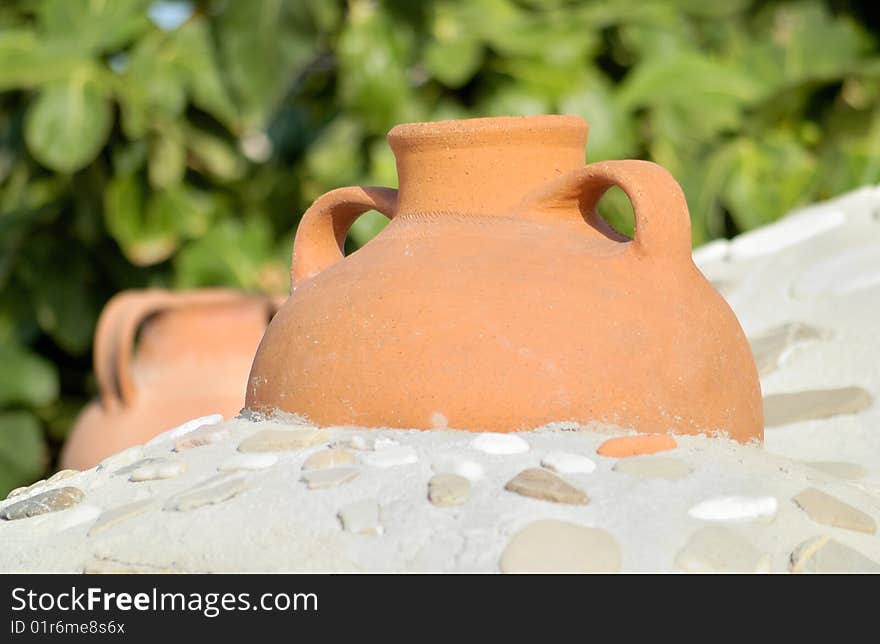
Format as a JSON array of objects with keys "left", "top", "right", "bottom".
[
  {"left": 516, "top": 160, "right": 692, "bottom": 258},
  {"left": 290, "top": 186, "right": 398, "bottom": 288},
  {"left": 94, "top": 289, "right": 282, "bottom": 410}
]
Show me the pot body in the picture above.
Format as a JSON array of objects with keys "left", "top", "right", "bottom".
[{"left": 246, "top": 116, "right": 762, "bottom": 442}]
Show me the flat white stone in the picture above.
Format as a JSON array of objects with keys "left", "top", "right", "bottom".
[
  {"left": 218, "top": 453, "right": 278, "bottom": 472},
  {"left": 790, "top": 536, "right": 880, "bottom": 573},
  {"left": 728, "top": 208, "right": 845, "bottom": 260},
  {"left": 792, "top": 487, "right": 876, "bottom": 534},
  {"left": 46, "top": 504, "right": 102, "bottom": 531},
  {"left": 431, "top": 456, "right": 484, "bottom": 481},
  {"left": 360, "top": 446, "right": 418, "bottom": 468},
  {"left": 688, "top": 495, "right": 778, "bottom": 523},
  {"left": 301, "top": 449, "right": 356, "bottom": 471},
  {"left": 301, "top": 467, "right": 360, "bottom": 490},
  {"left": 541, "top": 451, "right": 596, "bottom": 474},
  {"left": 804, "top": 461, "right": 867, "bottom": 480},
  {"left": 763, "top": 387, "right": 873, "bottom": 427},
  {"left": 675, "top": 526, "right": 768, "bottom": 572},
  {"left": 237, "top": 428, "right": 325, "bottom": 453},
  {"left": 428, "top": 474, "right": 471, "bottom": 507},
  {"left": 147, "top": 414, "right": 224, "bottom": 446},
  {"left": 500, "top": 520, "right": 620, "bottom": 573},
  {"left": 174, "top": 424, "right": 230, "bottom": 451},
  {"left": 338, "top": 499, "right": 383, "bottom": 536},
  {"left": 98, "top": 446, "right": 144, "bottom": 471},
  {"left": 470, "top": 433, "right": 529, "bottom": 455},
  {"left": 792, "top": 245, "right": 880, "bottom": 299},
  {"left": 613, "top": 456, "right": 693, "bottom": 481},
  {"left": 88, "top": 499, "right": 157, "bottom": 537},
  {"left": 130, "top": 458, "right": 186, "bottom": 482},
  {"left": 163, "top": 475, "right": 248, "bottom": 512},
  {"left": 374, "top": 437, "right": 399, "bottom": 450},
  {"left": 749, "top": 322, "right": 828, "bottom": 376},
  {"left": 48, "top": 469, "right": 80, "bottom": 483}
]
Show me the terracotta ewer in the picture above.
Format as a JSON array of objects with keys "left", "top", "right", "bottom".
[
  {"left": 246, "top": 115, "right": 762, "bottom": 443},
  {"left": 61, "top": 289, "right": 285, "bottom": 470}
]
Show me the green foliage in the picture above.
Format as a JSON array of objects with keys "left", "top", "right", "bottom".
[{"left": 1, "top": 0, "right": 880, "bottom": 495}]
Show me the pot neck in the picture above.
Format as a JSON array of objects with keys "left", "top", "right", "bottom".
[{"left": 388, "top": 115, "right": 588, "bottom": 217}]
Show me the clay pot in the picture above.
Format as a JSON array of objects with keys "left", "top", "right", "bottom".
[
  {"left": 246, "top": 115, "right": 762, "bottom": 443},
  {"left": 61, "top": 289, "right": 284, "bottom": 470}
]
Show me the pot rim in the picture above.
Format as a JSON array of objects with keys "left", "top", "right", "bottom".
[{"left": 387, "top": 114, "right": 588, "bottom": 148}]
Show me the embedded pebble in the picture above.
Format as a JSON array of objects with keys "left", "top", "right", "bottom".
[
  {"left": 470, "top": 433, "right": 529, "bottom": 455},
  {"left": 238, "top": 428, "right": 325, "bottom": 453},
  {"left": 88, "top": 499, "right": 158, "bottom": 537},
  {"left": 98, "top": 445, "right": 144, "bottom": 471},
  {"left": 728, "top": 208, "right": 845, "bottom": 260},
  {"left": 47, "top": 504, "right": 101, "bottom": 531},
  {"left": 301, "top": 449, "right": 357, "bottom": 471},
  {"left": 218, "top": 453, "right": 278, "bottom": 472},
  {"left": 301, "top": 467, "right": 360, "bottom": 490},
  {"left": 147, "top": 414, "right": 224, "bottom": 446},
  {"left": 48, "top": 469, "right": 80, "bottom": 483},
  {"left": 164, "top": 475, "right": 248, "bottom": 512},
  {"left": 792, "top": 487, "right": 876, "bottom": 534},
  {"left": 6, "top": 486, "right": 28, "bottom": 500},
  {"left": 113, "top": 458, "right": 165, "bottom": 478},
  {"left": 504, "top": 468, "right": 589, "bottom": 505},
  {"left": 374, "top": 437, "right": 399, "bottom": 450},
  {"left": 749, "top": 323, "right": 828, "bottom": 375},
  {"left": 1, "top": 487, "right": 85, "bottom": 521},
  {"left": 540, "top": 451, "right": 596, "bottom": 474},
  {"left": 428, "top": 474, "right": 471, "bottom": 507},
  {"left": 792, "top": 245, "right": 880, "bottom": 299},
  {"left": 790, "top": 536, "right": 880, "bottom": 573},
  {"left": 174, "top": 424, "right": 230, "bottom": 451},
  {"left": 613, "top": 456, "right": 693, "bottom": 481},
  {"left": 346, "top": 435, "right": 374, "bottom": 451},
  {"left": 688, "top": 495, "right": 778, "bottom": 523},
  {"left": 129, "top": 458, "right": 187, "bottom": 482},
  {"left": 675, "top": 527, "right": 768, "bottom": 572},
  {"left": 597, "top": 434, "right": 677, "bottom": 458},
  {"left": 805, "top": 461, "right": 867, "bottom": 480},
  {"left": 338, "top": 499, "right": 383, "bottom": 536},
  {"left": 360, "top": 446, "right": 418, "bottom": 468},
  {"left": 431, "top": 456, "right": 484, "bottom": 481},
  {"left": 763, "top": 387, "right": 873, "bottom": 427},
  {"left": 500, "top": 520, "right": 620, "bottom": 573}
]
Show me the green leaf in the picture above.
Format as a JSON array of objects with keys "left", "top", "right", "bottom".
[
  {"left": 0, "top": 344, "right": 59, "bottom": 407},
  {"left": 24, "top": 77, "right": 112, "bottom": 173},
  {"left": 148, "top": 125, "right": 186, "bottom": 189},
  {"left": 185, "top": 126, "right": 247, "bottom": 182},
  {"left": 0, "top": 411, "right": 47, "bottom": 497},
  {"left": 0, "top": 29, "right": 89, "bottom": 90},
  {"left": 559, "top": 80, "right": 636, "bottom": 161},
  {"left": 103, "top": 175, "right": 178, "bottom": 266},
  {"left": 37, "top": 0, "right": 151, "bottom": 53}
]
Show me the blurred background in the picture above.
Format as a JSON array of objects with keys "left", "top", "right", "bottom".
[{"left": 1, "top": 0, "right": 880, "bottom": 495}]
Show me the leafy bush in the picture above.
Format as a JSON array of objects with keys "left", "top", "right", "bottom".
[{"left": 1, "top": 0, "right": 879, "bottom": 494}]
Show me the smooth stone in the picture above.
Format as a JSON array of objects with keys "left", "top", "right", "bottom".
[
  {"left": 148, "top": 413, "right": 224, "bottom": 446},
  {"left": 504, "top": 468, "right": 589, "bottom": 505},
  {"left": 540, "top": 451, "right": 596, "bottom": 474},
  {"left": 98, "top": 446, "right": 144, "bottom": 471},
  {"left": 428, "top": 474, "right": 471, "bottom": 507},
  {"left": 500, "top": 520, "right": 620, "bottom": 573},
  {"left": 238, "top": 428, "right": 325, "bottom": 453},
  {"left": 792, "top": 487, "right": 876, "bottom": 534},
  {"left": 346, "top": 435, "right": 374, "bottom": 451},
  {"left": 113, "top": 457, "right": 165, "bottom": 478},
  {"left": 218, "top": 453, "right": 278, "bottom": 472},
  {"left": 597, "top": 434, "right": 677, "bottom": 458},
  {"left": 300, "top": 467, "right": 359, "bottom": 490},
  {"left": 360, "top": 446, "right": 418, "bottom": 468},
  {"left": 164, "top": 475, "right": 248, "bottom": 512},
  {"left": 688, "top": 495, "right": 778, "bottom": 523},
  {"left": 47, "top": 504, "right": 102, "bottom": 531},
  {"left": 174, "top": 424, "right": 230, "bottom": 451},
  {"left": 749, "top": 323, "right": 828, "bottom": 375},
  {"left": 302, "top": 448, "right": 357, "bottom": 471},
  {"left": 0, "top": 487, "right": 85, "bottom": 521},
  {"left": 470, "top": 433, "right": 529, "bottom": 455},
  {"left": 374, "top": 437, "right": 399, "bottom": 450},
  {"left": 338, "top": 499, "right": 383, "bottom": 536},
  {"left": 790, "top": 536, "right": 880, "bottom": 573},
  {"left": 763, "top": 387, "right": 873, "bottom": 427},
  {"left": 431, "top": 456, "right": 484, "bottom": 481},
  {"left": 792, "top": 245, "right": 880, "bottom": 299},
  {"left": 6, "top": 486, "right": 28, "bottom": 500},
  {"left": 805, "top": 461, "right": 867, "bottom": 480},
  {"left": 613, "top": 456, "right": 693, "bottom": 481},
  {"left": 728, "top": 207, "right": 845, "bottom": 260},
  {"left": 129, "top": 458, "right": 187, "bottom": 482},
  {"left": 48, "top": 469, "right": 80, "bottom": 483},
  {"left": 88, "top": 499, "right": 158, "bottom": 536},
  {"left": 675, "top": 527, "right": 768, "bottom": 572}
]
